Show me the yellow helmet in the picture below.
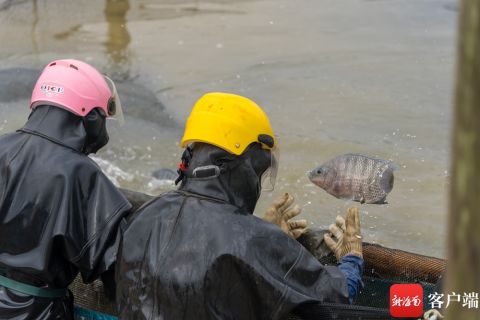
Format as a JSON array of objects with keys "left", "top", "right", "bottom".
[{"left": 180, "top": 92, "right": 276, "bottom": 155}]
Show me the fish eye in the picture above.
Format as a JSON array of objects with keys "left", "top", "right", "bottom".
[{"left": 316, "top": 168, "right": 322, "bottom": 174}]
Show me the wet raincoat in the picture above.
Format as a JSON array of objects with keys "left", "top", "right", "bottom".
[
  {"left": 0, "top": 106, "right": 131, "bottom": 319},
  {"left": 116, "top": 143, "right": 349, "bottom": 320}
]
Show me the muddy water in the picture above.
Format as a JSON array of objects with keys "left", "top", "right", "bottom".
[{"left": 0, "top": 0, "right": 457, "bottom": 257}]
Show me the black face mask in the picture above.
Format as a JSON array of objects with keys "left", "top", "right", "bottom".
[
  {"left": 240, "top": 143, "right": 272, "bottom": 198},
  {"left": 82, "top": 108, "right": 109, "bottom": 155},
  {"left": 245, "top": 143, "right": 272, "bottom": 181}
]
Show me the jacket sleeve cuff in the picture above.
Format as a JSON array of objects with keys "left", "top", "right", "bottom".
[{"left": 338, "top": 255, "right": 364, "bottom": 303}]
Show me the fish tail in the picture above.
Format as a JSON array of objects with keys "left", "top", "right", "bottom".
[{"left": 379, "top": 165, "right": 395, "bottom": 194}]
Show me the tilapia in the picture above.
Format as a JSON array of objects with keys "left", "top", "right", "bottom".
[{"left": 308, "top": 153, "right": 396, "bottom": 204}]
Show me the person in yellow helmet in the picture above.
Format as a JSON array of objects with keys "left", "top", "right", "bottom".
[{"left": 116, "top": 92, "right": 364, "bottom": 319}]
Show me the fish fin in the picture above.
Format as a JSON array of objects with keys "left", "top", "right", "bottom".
[{"left": 372, "top": 197, "right": 388, "bottom": 205}]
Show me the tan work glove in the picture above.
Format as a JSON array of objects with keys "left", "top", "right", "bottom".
[
  {"left": 324, "top": 207, "right": 363, "bottom": 260},
  {"left": 263, "top": 193, "right": 308, "bottom": 239}
]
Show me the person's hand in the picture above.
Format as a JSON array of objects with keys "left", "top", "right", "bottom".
[
  {"left": 324, "top": 207, "right": 363, "bottom": 260},
  {"left": 263, "top": 193, "right": 308, "bottom": 239}
]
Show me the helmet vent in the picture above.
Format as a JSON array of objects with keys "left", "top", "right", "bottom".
[
  {"left": 69, "top": 64, "right": 78, "bottom": 70},
  {"left": 49, "top": 62, "right": 56, "bottom": 66}
]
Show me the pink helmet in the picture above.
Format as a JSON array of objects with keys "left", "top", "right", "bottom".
[{"left": 30, "top": 59, "right": 123, "bottom": 121}]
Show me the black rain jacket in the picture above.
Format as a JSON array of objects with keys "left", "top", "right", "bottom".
[
  {"left": 116, "top": 144, "right": 349, "bottom": 320},
  {"left": 0, "top": 106, "right": 131, "bottom": 319}
]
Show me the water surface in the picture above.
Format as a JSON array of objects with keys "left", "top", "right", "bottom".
[{"left": 0, "top": 0, "right": 457, "bottom": 257}]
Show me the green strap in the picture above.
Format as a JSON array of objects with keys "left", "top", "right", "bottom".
[{"left": 0, "top": 274, "right": 66, "bottom": 298}]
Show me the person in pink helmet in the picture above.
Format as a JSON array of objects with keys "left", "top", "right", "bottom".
[{"left": 0, "top": 59, "right": 131, "bottom": 319}]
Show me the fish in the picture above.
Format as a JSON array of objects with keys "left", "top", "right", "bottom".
[{"left": 308, "top": 153, "right": 397, "bottom": 204}]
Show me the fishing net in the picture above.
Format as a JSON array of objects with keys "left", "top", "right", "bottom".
[
  {"left": 296, "top": 229, "right": 445, "bottom": 318},
  {"left": 70, "top": 229, "right": 445, "bottom": 320},
  {"left": 70, "top": 278, "right": 116, "bottom": 318}
]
